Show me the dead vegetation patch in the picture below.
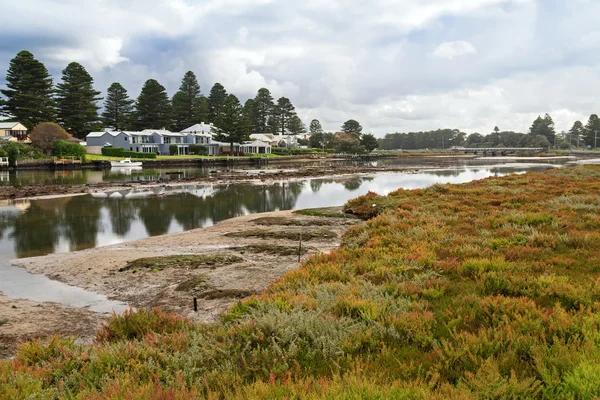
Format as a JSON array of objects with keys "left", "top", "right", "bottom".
[
  {"left": 251, "top": 216, "right": 350, "bottom": 226},
  {"left": 235, "top": 244, "right": 309, "bottom": 256},
  {"left": 175, "top": 275, "right": 209, "bottom": 292},
  {"left": 119, "top": 254, "right": 243, "bottom": 272},
  {"left": 198, "top": 289, "right": 256, "bottom": 300},
  {"left": 225, "top": 229, "right": 337, "bottom": 241},
  {"left": 293, "top": 206, "right": 360, "bottom": 219}
]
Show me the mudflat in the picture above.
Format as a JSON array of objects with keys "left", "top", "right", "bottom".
[{"left": 2, "top": 208, "right": 358, "bottom": 357}]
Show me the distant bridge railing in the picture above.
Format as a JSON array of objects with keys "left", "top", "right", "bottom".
[{"left": 453, "top": 147, "right": 545, "bottom": 155}]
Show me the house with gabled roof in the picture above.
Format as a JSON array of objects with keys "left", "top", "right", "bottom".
[{"left": 0, "top": 121, "right": 29, "bottom": 142}]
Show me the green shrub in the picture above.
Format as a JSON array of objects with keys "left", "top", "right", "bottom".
[
  {"left": 95, "top": 309, "right": 192, "bottom": 343},
  {"left": 53, "top": 140, "right": 86, "bottom": 161},
  {"left": 169, "top": 144, "right": 177, "bottom": 156},
  {"left": 189, "top": 144, "right": 208, "bottom": 155}
]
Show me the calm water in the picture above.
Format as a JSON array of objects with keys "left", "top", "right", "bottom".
[{"left": 0, "top": 164, "right": 557, "bottom": 261}]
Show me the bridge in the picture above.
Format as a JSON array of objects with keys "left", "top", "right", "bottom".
[{"left": 452, "top": 147, "right": 545, "bottom": 155}]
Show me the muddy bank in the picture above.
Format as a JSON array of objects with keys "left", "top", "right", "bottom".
[
  {"left": 0, "top": 294, "right": 102, "bottom": 359},
  {"left": 0, "top": 164, "right": 428, "bottom": 200},
  {"left": 2, "top": 208, "right": 358, "bottom": 356}
]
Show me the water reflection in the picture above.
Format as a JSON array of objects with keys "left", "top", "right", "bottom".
[{"left": 0, "top": 165, "right": 555, "bottom": 259}]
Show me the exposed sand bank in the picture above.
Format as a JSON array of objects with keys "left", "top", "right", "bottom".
[{"left": 2, "top": 208, "right": 359, "bottom": 357}]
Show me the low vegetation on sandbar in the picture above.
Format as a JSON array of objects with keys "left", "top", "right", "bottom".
[
  {"left": 225, "top": 229, "right": 338, "bottom": 241},
  {"left": 3, "top": 166, "right": 600, "bottom": 398},
  {"left": 118, "top": 254, "right": 243, "bottom": 272}
]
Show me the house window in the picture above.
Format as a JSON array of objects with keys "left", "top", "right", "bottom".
[{"left": 164, "top": 137, "right": 171, "bottom": 144}]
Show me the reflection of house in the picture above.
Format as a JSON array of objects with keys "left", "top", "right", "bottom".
[
  {"left": 0, "top": 122, "right": 29, "bottom": 142},
  {"left": 86, "top": 125, "right": 271, "bottom": 156}
]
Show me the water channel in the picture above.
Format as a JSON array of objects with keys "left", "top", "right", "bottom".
[{"left": 0, "top": 158, "right": 572, "bottom": 311}]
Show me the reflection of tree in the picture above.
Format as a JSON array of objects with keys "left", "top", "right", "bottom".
[
  {"left": 342, "top": 178, "right": 362, "bottom": 191},
  {"left": 4, "top": 179, "right": 306, "bottom": 258},
  {"left": 105, "top": 199, "right": 138, "bottom": 237},
  {"left": 137, "top": 197, "right": 175, "bottom": 236},
  {"left": 11, "top": 201, "right": 61, "bottom": 258},
  {"left": 427, "top": 169, "right": 462, "bottom": 177},
  {"left": 60, "top": 196, "right": 103, "bottom": 252},
  {"left": 0, "top": 211, "right": 17, "bottom": 240}
]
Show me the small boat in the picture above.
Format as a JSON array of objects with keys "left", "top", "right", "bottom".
[{"left": 110, "top": 158, "right": 143, "bottom": 168}]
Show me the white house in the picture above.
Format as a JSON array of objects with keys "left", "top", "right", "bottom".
[{"left": 241, "top": 140, "right": 272, "bottom": 154}]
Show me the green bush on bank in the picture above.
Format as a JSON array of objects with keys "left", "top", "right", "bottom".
[
  {"left": 53, "top": 140, "right": 86, "bottom": 161},
  {"left": 189, "top": 144, "right": 208, "bottom": 156},
  {"left": 101, "top": 147, "right": 157, "bottom": 159}
]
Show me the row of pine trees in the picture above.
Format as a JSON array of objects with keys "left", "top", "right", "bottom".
[{"left": 0, "top": 51, "right": 308, "bottom": 140}]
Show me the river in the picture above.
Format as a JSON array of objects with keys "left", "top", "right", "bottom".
[{"left": 0, "top": 162, "right": 560, "bottom": 261}]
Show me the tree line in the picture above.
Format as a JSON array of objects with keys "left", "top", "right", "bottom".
[
  {"left": 379, "top": 113, "right": 600, "bottom": 150},
  {"left": 0, "top": 50, "right": 310, "bottom": 141}
]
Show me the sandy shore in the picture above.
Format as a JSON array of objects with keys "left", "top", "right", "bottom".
[
  {"left": 2, "top": 208, "right": 358, "bottom": 357},
  {"left": 0, "top": 294, "right": 102, "bottom": 359}
]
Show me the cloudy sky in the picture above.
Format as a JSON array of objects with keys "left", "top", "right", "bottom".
[{"left": 1, "top": 0, "right": 599, "bottom": 136}]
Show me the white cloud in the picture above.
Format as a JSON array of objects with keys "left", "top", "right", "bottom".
[{"left": 432, "top": 41, "right": 477, "bottom": 60}]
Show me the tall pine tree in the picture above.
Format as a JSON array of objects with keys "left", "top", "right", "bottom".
[
  {"left": 102, "top": 82, "right": 134, "bottom": 131},
  {"left": 55, "top": 62, "right": 102, "bottom": 138},
  {"left": 0, "top": 50, "right": 55, "bottom": 129},
  {"left": 171, "top": 71, "right": 205, "bottom": 132},
  {"left": 253, "top": 88, "right": 274, "bottom": 133},
  {"left": 134, "top": 79, "right": 171, "bottom": 130},
  {"left": 214, "top": 94, "right": 250, "bottom": 150},
  {"left": 584, "top": 114, "right": 600, "bottom": 148},
  {"left": 207, "top": 83, "right": 227, "bottom": 123},
  {"left": 271, "top": 97, "right": 297, "bottom": 135}
]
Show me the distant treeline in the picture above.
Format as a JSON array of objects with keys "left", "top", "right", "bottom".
[{"left": 379, "top": 113, "right": 600, "bottom": 150}]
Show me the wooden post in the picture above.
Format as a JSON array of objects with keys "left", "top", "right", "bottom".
[
  {"left": 193, "top": 297, "right": 198, "bottom": 312},
  {"left": 298, "top": 231, "right": 302, "bottom": 262}
]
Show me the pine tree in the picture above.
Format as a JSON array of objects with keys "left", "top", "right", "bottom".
[
  {"left": 214, "top": 94, "right": 249, "bottom": 149},
  {"left": 55, "top": 62, "right": 102, "bottom": 138},
  {"left": 208, "top": 83, "right": 228, "bottom": 123},
  {"left": 134, "top": 79, "right": 171, "bottom": 130},
  {"left": 271, "top": 97, "right": 297, "bottom": 135},
  {"left": 243, "top": 98, "right": 257, "bottom": 130},
  {"left": 568, "top": 121, "right": 584, "bottom": 148},
  {"left": 584, "top": 114, "right": 600, "bottom": 148},
  {"left": 102, "top": 83, "right": 134, "bottom": 131},
  {"left": 289, "top": 115, "right": 306, "bottom": 135},
  {"left": 253, "top": 88, "right": 274, "bottom": 133},
  {"left": 341, "top": 120, "right": 363, "bottom": 138},
  {"left": 310, "top": 119, "right": 323, "bottom": 135},
  {"left": 171, "top": 71, "right": 205, "bottom": 132},
  {"left": 529, "top": 114, "right": 555, "bottom": 144},
  {"left": 0, "top": 50, "right": 55, "bottom": 129}
]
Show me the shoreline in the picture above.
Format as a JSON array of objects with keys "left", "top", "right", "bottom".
[{"left": 1, "top": 208, "right": 359, "bottom": 358}]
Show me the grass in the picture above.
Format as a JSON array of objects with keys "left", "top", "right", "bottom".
[
  {"left": 85, "top": 153, "right": 291, "bottom": 162},
  {"left": 4, "top": 165, "right": 600, "bottom": 398},
  {"left": 119, "top": 254, "right": 243, "bottom": 272},
  {"left": 0, "top": 319, "right": 7, "bottom": 327},
  {"left": 226, "top": 229, "right": 338, "bottom": 241},
  {"left": 294, "top": 207, "right": 361, "bottom": 219},
  {"left": 236, "top": 244, "right": 309, "bottom": 256}
]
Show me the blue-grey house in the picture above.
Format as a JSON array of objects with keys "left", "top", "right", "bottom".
[{"left": 86, "top": 122, "right": 270, "bottom": 156}]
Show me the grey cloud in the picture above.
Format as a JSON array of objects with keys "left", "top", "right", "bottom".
[{"left": 1, "top": 0, "right": 600, "bottom": 136}]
